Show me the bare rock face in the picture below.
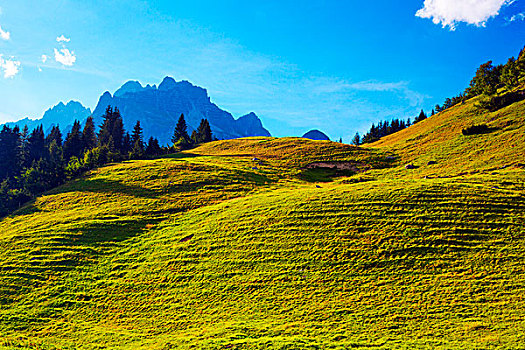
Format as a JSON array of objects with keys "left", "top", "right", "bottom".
[{"left": 92, "top": 77, "right": 271, "bottom": 145}]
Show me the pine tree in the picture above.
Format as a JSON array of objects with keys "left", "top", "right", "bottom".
[
  {"left": 414, "top": 109, "right": 427, "bottom": 123},
  {"left": 131, "top": 121, "right": 144, "bottom": 150},
  {"left": 0, "top": 125, "right": 21, "bottom": 179},
  {"left": 112, "top": 108, "right": 125, "bottom": 153},
  {"left": 98, "top": 106, "right": 113, "bottom": 146},
  {"left": 191, "top": 130, "right": 198, "bottom": 144},
  {"left": 123, "top": 132, "right": 132, "bottom": 155},
  {"left": 27, "top": 125, "right": 47, "bottom": 166},
  {"left": 146, "top": 137, "right": 162, "bottom": 156},
  {"left": 352, "top": 132, "right": 361, "bottom": 146},
  {"left": 98, "top": 106, "right": 125, "bottom": 154},
  {"left": 172, "top": 114, "right": 190, "bottom": 146},
  {"left": 82, "top": 116, "right": 97, "bottom": 152},
  {"left": 63, "top": 120, "right": 84, "bottom": 160},
  {"left": 196, "top": 118, "right": 212, "bottom": 144},
  {"left": 46, "top": 125, "right": 63, "bottom": 147}
]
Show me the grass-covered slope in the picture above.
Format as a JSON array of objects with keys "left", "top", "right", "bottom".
[
  {"left": 1, "top": 103, "right": 525, "bottom": 349},
  {"left": 367, "top": 95, "right": 525, "bottom": 177}
]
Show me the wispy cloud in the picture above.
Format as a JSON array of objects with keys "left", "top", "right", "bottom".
[
  {"left": 507, "top": 12, "right": 525, "bottom": 22},
  {"left": 173, "top": 41, "right": 427, "bottom": 138},
  {"left": 416, "top": 0, "right": 514, "bottom": 30},
  {"left": 0, "top": 55, "right": 21, "bottom": 78},
  {"left": 56, "top": 35, "right": 70, "bottom": 43},
  {"left": 54, "top": 48, "right": 76, "bottom": 66},
  {"left": 0, "top": 25, "right": 10, "bottom": 40},
  {"left": 41, "top": 54, "right": 48, "bottom": 63}
]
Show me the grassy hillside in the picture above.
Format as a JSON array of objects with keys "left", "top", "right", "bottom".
[
  {"left": 367, "top": 95, "right": 525, "bottom": 178},
  {"left": 1, "top": 99, "right": 525, "bottom": 349}
]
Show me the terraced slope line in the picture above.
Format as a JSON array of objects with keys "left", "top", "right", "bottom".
[
  {"left": 0, "top": 132, "right": 524, "bottom": 348},
  {"left": 367, "top": 97, "right": 525, "bottom": 177},
  {"left": 191, "top": 136, "right": 392, "bottom": 168}
]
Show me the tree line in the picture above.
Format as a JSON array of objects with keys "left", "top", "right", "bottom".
[
  {"left": 435, "top": 46, "right": 525, "bottom": 112},
  {"left": 353, "top": 109, "right": 429, "bottom": 145},
  {"left": 353, "top": 46, "right": 525, "bottom": 145},
  {"left": 0, "top": 107, "right": 213, "bottom": 217}
]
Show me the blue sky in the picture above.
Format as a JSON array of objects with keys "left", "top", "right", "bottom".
[{"left": 0, "top": 0, "right": 523, "bottom": 141}]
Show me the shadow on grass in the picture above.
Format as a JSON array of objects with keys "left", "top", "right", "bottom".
[{"left": 297, "top": 168, "right": 356, "bottom": 183}]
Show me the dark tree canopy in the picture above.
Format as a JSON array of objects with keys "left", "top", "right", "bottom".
[
  {"left": 63, "top": 120, "right": 83, "bottom": 160},
  {"left": 195, "top": 118, "right": 212, "bottom": 144},
  {"left": 132, "top": 121, "right": 144, "bottom": 150},
  {"left": 351, "top": 132, "right": 361, "bottom": 146},
  {"left": 414, "top": 109, "right": 427, "bottom": 124},
  {"left": 46, "top": 125, "right": 63, "bottom": 147},
  {"left": 146, "top": 137, "right": 162, "bottom": 156},
  {"left": 172, "top": 113, "right": 190, "bottom": 144},
  {"left": 27, "top": 125, "right": 46, "bottom": 166},
  {"left": 361, "top": 118, "right": 411, "bottom": 144},
  {"left": 0, "top": 125, "right": 21, "bottom": 179},
  {"left": 99, "top": 106, "right": 125, "bottom": 153},
  {"left": 82, "top": 116, "right": 97, "bottom": 152}
]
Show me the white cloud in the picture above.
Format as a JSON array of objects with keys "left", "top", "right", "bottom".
[
  {"left": 56, "top": 35, "right": 70, "bottom": 42},
  {"left": 508, "top": 12, "right": 525, "bottom": 22},
  {"left": 416, "top": 0, "right": 514, "bottom": 30},
  {"left": 0, "top": 25, "right": 10, "bottom": 40},
  {"left": 0, "top": 55, "right": 21, "bottom": 78},
  {"left": 54, "top": 48, "right": 76, "bottom": 66},
  {"left": 41, "top": 54, "right": 48, "bottom": 63}
]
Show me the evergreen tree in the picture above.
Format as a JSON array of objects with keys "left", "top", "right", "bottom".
[
  {"left": 82, "top": 116, "right": 97, "bottom": 152},
  {"left": 146, "top": 137, "right": 162, "bottom": 156},
  {"left": 414, "top": 109, "right": 427, "bottom": 123},
  {"left": 18, "top": 125, "right": 29, "bottom": 170},
  {"left": 98, "top": 106, "right": 125, "bottom": 154},
  {"left": 172, "top": 113, "right": 190, "bottom": 147},
  {"left": 63, "top": 120, "right": 84, "bottom": 160},
  {"left": 98, "top": 106, "right": 114, "bottom": 147},
  {"left": 131, "top": 121, "right": 144, "bottom": 150},
  {"left": 0, "top": 125, "right": 21, "bottom": 180},
  {"left": 46, "top": 125, "right": 63, "bottom": 147},
  {"left": 130, "top": 139, "right": 144, "bottom": 159},
  {"left": 352, "top": 132, "right": 361, "bottom": 146},
  {"left": 191, "top": 130, "right": 198, "bottom": 144},
  {"left": 195, "top": 118, "right": 212, "bottom": 143},
  {"left": 123, "top": 132, "right": 132, "bottom": 155},
  {"left": 27, "top": 125, "right": 47, "bottom": 166},
  {"left": 47, "top": 140, "right": 65, "bottom": 187},
  {"left": 112, "top": 108, "right": 125, "bottom": 153}
]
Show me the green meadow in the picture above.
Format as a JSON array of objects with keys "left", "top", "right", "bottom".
[{"left": 1, "top": 97, "right": 525, "bottom": 349}]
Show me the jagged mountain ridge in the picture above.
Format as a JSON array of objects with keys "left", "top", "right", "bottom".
[
  {"left": 4, "top": 101, "right": 91, "bottom": 135},
  {"left": 2, "top": 78, "right": 271, "bottom": 144},
  {"left": 91, "top": 77, "right": 271, "bottom": 145}
]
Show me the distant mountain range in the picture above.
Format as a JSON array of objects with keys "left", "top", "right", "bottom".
[
  {"left": 4, "top": 101, "right": 91, "bottom": 135},
  {"left": 3, "top": 77, "right": 271, "bottom": 145}
]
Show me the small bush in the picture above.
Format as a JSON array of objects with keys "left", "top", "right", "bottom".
[{"left": 462, "top": 124, "right": 490, "bottom": 136}]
